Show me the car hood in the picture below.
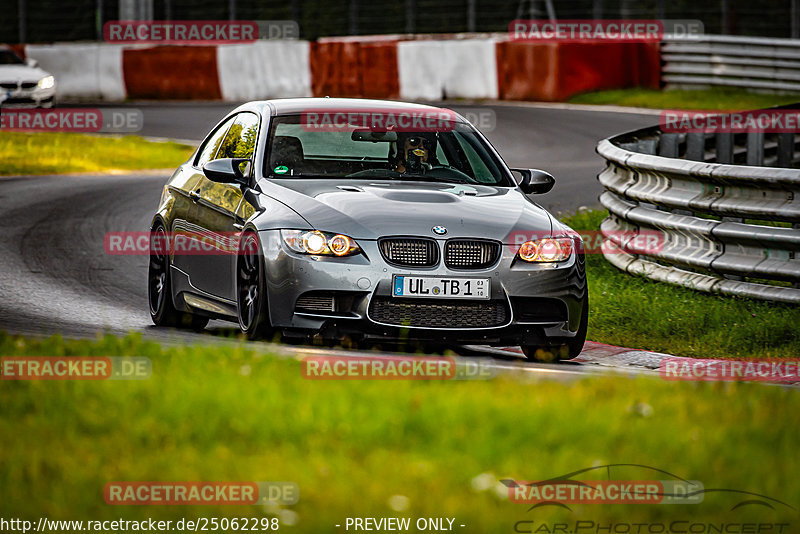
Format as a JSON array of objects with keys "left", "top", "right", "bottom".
[
  {"left": 0, "top": 65, "right": 50, "bottom": 83},
  {"left": 259, "top": 179, "right": 553, "bottom": 242}
]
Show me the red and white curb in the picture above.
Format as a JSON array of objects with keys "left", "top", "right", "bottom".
[{"left": 474, "top": 341, "right": 691, "bottom": 371}]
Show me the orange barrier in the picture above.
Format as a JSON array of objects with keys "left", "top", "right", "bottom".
[
  {"left": 122, "top": 46, "right": 222, "bottom": 100},
  {"left": 357, "top": 41, "right": 399, "bottom": 99},
  {"left": 496, "top": 41, "right": 660, "bottom": 102},
  {"left": 311, "top": 39, "right": 399, "bottom": 98}
]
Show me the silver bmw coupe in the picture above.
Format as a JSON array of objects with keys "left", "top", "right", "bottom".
[{"left": 149, "top": 98, "right": 588, "bottom": 361}]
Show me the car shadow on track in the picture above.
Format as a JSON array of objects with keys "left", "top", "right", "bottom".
[{"left": 195, "top": 323, "right": 581, "bottom": 366}]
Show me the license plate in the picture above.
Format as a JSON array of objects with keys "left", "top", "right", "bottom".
[{"left": 392, "top": 276, "right": 490, "bottom": 299}]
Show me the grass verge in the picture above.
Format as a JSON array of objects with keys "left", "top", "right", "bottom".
[
  {"left": 0, "top": 133, "right": 194, "bottom": 175},
  {"left": 569, "top": 87, "right": 799, "bottom": 111},
  {"left": 561, "top": 209, "right": 800, "bottom": 359},
  {"left": 0, "top": 331, "right": 798, "bottom": 531}
]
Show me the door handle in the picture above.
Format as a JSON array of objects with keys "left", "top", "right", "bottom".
[
  {"left": 233, "top": 222, "right": 244, "bottom": 230},
  {"left": 189, "top": 190, "right": 200, "bottom": 202}
]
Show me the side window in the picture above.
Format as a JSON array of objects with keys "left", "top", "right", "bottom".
[
  {"left": 454, "top": 132, "right": 496, "bottom": 183},
  {"left": 217, "top": 113, "right": 259, "bottom": 161},
  {"left": 195, "top": 116, "right": 236, "bottom": 168}
]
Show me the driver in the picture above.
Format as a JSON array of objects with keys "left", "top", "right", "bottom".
[{"left": 389, "top": 132, "right": 439, "bottom": 174}]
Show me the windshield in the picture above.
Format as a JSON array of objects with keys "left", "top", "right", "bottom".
[
  {"left": 264, "top": 114, "right": 514, "bottom": 186},
  {"left": 0, "top": 50, "right": 25, "bottom": 65}
]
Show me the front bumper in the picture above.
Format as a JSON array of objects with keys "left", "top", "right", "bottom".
[
  {"left": 260, "top": 230, "right": 587, "bottom": 345},
  {"left": 0, "top": 86, "right": 55, "bottom": 108}
]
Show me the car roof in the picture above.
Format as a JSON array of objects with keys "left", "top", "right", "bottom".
[
  {"left": 229, "top": 98, "right": 465, "bottom": 121},
  {"left": 269, "top": 97, "right": 452, "bottom": 116}
]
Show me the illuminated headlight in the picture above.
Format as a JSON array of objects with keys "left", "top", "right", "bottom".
[
  {"left": 281, "top": 230, "right": 360, "bottom": 256},
  {"left": 37, "top": 76, "right": 55, "bottom": 90},
  {"left": 518, "top": 237, "right": 573, "bottom": 262}
]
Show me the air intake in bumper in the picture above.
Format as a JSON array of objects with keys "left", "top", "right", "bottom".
[
  {"left": 369, "top": 297, "right": 508, "bottom": 329},
  {"left": 295, "top": 293, "right": 336, "bottom": 312}
]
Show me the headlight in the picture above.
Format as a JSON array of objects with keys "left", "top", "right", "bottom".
[
  {"left": 517, "top": 237, "right": 573, "bottom": 262},
  {"left": 37, "top": 76, "right": 55, "bottom": 90},
  {"left": 281, "top": 230, "right": 360, "bottom": 256}
]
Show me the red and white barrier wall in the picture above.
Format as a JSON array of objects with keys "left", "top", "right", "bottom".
[
  {"left": 26, "top": 43, "right": 127, "bottom": 100},
  {"left": 17, "top": 36, "right": 659, "bottom": 103}
]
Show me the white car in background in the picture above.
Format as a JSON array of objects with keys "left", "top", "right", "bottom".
[{"left": 0, "top": 46, "right": 56, "bottom": 108}]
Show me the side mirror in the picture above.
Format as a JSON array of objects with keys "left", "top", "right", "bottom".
[
  {"left": 203, "top": 158, "right": 251, "bottom": 185},
  {"left": 25, "top": 58, "right": 38, "bottom": 68},
  {"left": 512, "top": 168, "right": 555, "bottom": 195}
]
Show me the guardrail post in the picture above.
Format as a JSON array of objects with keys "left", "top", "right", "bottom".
[
  {"left": 716, "top": 132, "right": 734, "bottom": 164},
  {"left": 659, "top": 133, "right": 679, "bottom": 158},
  {"left": 777, "top": 133, "right": 795, "bottom": 168},
  {"left": 746, "top": 132, "right": 765, "bottom": 166},
  {"left": 638, "top": 140, "right": 657, "bottom": 155},
  {"left": 686, "top": 132, "right": 706, "bottom": 161}
]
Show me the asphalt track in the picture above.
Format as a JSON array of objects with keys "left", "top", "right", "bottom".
[{"left": 0, "top": 102, "right": 662, "bottom": 378}]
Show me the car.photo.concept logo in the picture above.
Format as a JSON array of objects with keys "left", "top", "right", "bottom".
[{"left": 508, "top": 464, "right": 795, "bottom": 534}]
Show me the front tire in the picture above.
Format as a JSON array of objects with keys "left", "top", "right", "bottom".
[
  {"left": 148, "top": 223, "right": 209, "bottom": 331},
  {"left": 521, "top": 295, "right": 588, "bottom": 363},
  {"left": 237, "top": 231, "right": 273, "bottom": 340}
]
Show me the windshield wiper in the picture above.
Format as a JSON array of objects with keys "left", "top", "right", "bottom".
[{"left": 396, "top": 175, "right": 467, "bottom": 184}]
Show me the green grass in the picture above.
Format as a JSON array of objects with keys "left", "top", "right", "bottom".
[
  {"left": 0, "top": 133, "right": 194, "bottom": 175},
  {"left": 560, "top": 209, "right": 800, "bottom": 359},
  {"left": 570, "top": 87, "right": 799, "bottom": 111},
  {"left": 1, "top": 332, "right": 799, "bottom": 532}
]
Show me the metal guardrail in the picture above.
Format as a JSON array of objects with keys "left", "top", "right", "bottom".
[
  {"left": 662, "top": 35, "right": 800, "bottom": 93},
  {"left": 596, "top": 121, "right": 800, "bottom": 304}
]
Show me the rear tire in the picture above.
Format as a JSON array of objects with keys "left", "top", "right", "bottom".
[
  {"left": 521, "top": 295, "right": 588, "bottom": 362},
  {"left": 148, "top": 223, "right": 209, "bottom": 331},
  {"left": 237, "top": 231, "right": 274, "bottom": 340}
]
